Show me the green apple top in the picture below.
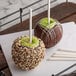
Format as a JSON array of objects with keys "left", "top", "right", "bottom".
[
  {"left": 19, "top": 36, "right": 39, "bottom": 48},
  {"left": 39, "top": 18, "right": 56, "bottom": 29}
]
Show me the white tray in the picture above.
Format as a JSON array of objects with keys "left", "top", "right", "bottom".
[{"left": 0, "top": 22, "right": 76, "bottom": 76}]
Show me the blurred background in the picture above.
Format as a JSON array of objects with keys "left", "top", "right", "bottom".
[{"left": 0, "top": 0, "right": 75, "bottom": 31}]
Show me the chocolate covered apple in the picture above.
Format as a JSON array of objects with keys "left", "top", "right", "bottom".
[
  {"left": 12, "top": 36, "right": 45, "bottom": 70},
  {"left": 34, "top": 18, "right": 63, "bottom": 48}
]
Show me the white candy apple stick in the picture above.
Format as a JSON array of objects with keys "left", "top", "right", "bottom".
[
  {"left": 58, "top": 49, "right": 76, "bottom": 53},
  {"left": 48, "top": 0, "right": 50, "bottom": 25},
  {"left": 52, "top": 51, "right": 76, "bottom": 55},
  {"left": 46, "top": 58, "right": 76, "bottom": 61},
  {"left": 52, "top": 54, "right": 76, "bottom": 58},
  {"left": 29, "top": 8, "right": 32, "bottom": 43},
  {"left": 51, "top": 50, "right": 76, "bottom": 58}
]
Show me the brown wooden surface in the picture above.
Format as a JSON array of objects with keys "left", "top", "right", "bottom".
[{"left": 0, "top": 2, "right": 76, "bottom": 76}]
